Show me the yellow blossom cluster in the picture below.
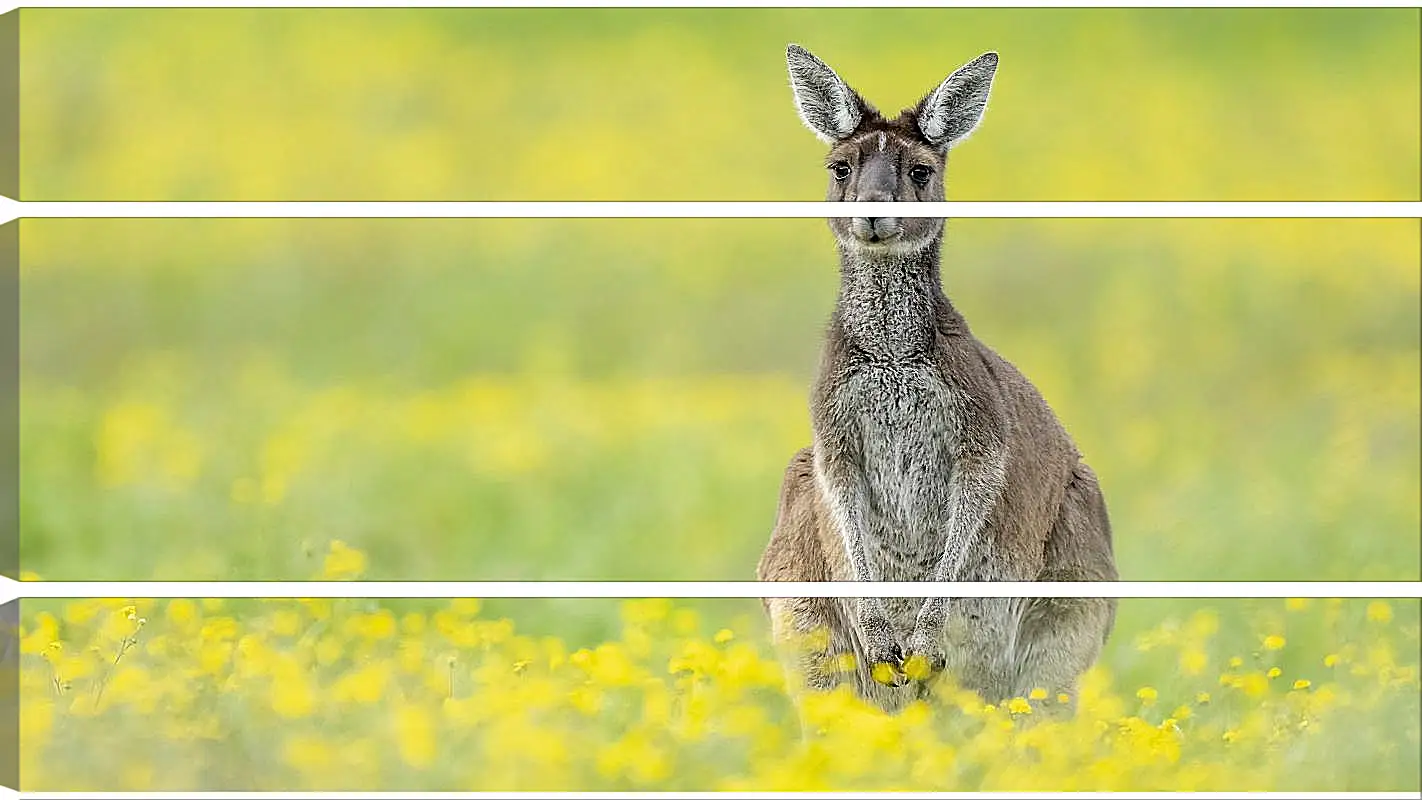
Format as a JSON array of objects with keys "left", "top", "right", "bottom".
[{"left": 16, "top": 551, "right": 1420, "bottom": 791}]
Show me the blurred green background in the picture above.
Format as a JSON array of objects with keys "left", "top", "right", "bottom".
[
  {"left": 18, "top": 217, "right": 1420, "bottom": 582},
  {"left": 19, "top": 8, "right": 1420, "bottom": 200}
]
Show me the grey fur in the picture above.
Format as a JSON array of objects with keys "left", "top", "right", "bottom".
[
  {"left": 917, "top": 52, "right": 999, "bottom": 149},
  {"left": 787, "top": 43, "right": 868, "bottom": 144},
  {"left": 758, "top": 45, "right": 1118, "bottom": 718}
]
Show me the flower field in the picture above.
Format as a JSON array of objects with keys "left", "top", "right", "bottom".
[
  {"left": 16, "top": 561, "right": 1421, "bottom": 791},
  {"left": 13, "top": 8, "right": 1419, "bottom": 792}
]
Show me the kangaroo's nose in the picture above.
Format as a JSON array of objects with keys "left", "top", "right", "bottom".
[{"left": 850, "top": 215, "right": 902, "bottom": 243}]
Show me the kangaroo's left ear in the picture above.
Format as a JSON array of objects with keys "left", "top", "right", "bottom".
[{"left": 916, "top": 52, "right": 999, "bottom": 150}]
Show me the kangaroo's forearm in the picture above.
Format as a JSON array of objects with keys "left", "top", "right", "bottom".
[
  {"left": 916, "top": 452, "right": 1006, "bottom": 629},
  {"left": 813, "top": 452, "right": 890, "bottom": 626},
  {"left": 814, "top": 460, "right": 876, "bottom": 584}
]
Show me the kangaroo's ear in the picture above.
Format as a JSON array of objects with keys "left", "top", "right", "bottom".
[
  {"left": 916, "top": 51, "right": 999, "bottom": 150},
  {"left": 786, "top": 44, "right": 865, "bottom": 144}
]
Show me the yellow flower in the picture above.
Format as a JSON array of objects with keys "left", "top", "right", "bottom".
[
  {"left": 52, "top": 654, "right": 96, "bottom": 684},
  {"left": 345, "top": 611, "right": 397, "bottom": 641},
  {"left": 62, "top": 600, "right": 102, "bottom": 627},
  {"left": 398, "top": 639, "right": 427, "bottom": 675},
  {"left": 870, "top": 662, "right": 901, "bottom": 686},
  {"left": 1240, "top": 673, "right": 1270, "bottom": 697},
  {"left": 20, "top": 613, "right": 61, "bottom": 655},
  {"left": 14, "top": 592, "right": 1421, "bottom": 791},
  {"left": 1179, "top": 648, "right": 1208, "bottom": 676},
  {"left": 579, "top": 643, "right": 642, "bottom": 687},
  {"left": 331, "top": 662, "right": 392, "bottom": 705},
  {"left": 201, "top": 617, "right": 239, "bottom": 643},
  {"left": 450, "top": 598, "right": 482, "bottom": 617},
  {"left": 269, "top": 674, "right": 318, "bottom": 719},
  {"left": 596, "top": 729, "right": 671, "bottom": 785},
  {"left": 568, "top": 685, "right": 603, "bottom": 716},
  {"left": 671, "top": 609, "right": 700, "bottom": 636},
  {"left": 283, "top": 735, "right": 336, "bottom": 773},
  {"left": 1262, "top": 635, "right": 1286, "bottom": 651},
  {"left": 297, "top": 598, "right": 332, "bottom": 621},
  {"left": 1366, "top": 601, "right": 1393, "bottom": 624},
  {"left": 393, "top": 705, "right": 437, "bottom": 769},
  {"left": 320, "top": 540, "right": 368, "bottom": 581},
  {"left": 270, "top": 610, "right": 303, "bottom": 637},
  {"left": 1285, "top": 598, "right": 1311, "bottom": 612},
  {"left": 619, "top": 598, "right": 670, "bottom": 627},
  {"left": 902, "top": 654, "right": 934, "bottom": 681}
]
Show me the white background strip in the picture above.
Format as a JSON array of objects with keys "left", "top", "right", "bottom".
[
  {"left": 10, "top": 793, "right": 1422, "bottom": 800},
  {"left": 3, "top": 200, "right": 1420, "bottom": 220},
  {"left": 4, "top": 579, "right": 1419, "bottom": 602},
  {"left": 7, "top": 0, "right": 1422, "bottom": 7}
]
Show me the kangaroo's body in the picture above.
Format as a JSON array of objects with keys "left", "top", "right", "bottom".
[{"left": 757, "top": 45, "right": 1118, "bottom": 716}]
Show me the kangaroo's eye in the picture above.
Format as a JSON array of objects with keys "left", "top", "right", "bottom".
[
  {"left": 830, "top": 162, "right": 851, "bottom": 181},
  {"left": 909, "top": 165, "right": 933, "bottom": 186}
]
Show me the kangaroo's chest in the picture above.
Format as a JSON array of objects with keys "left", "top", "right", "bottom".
[{"left": 837, "top": 361, "right": 961, "bottom": 540}]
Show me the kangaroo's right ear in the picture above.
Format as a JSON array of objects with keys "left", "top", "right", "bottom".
[{"left": 786, "top": 44, "right": 865, "bottom": 144}]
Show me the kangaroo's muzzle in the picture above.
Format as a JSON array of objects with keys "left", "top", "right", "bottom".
[{"left": 851, "top": 216, "right": 902, "bottom": 243}]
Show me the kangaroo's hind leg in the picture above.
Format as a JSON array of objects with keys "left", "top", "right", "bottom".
[
  {"left": 765, "top": 596, "right": 853, "bottom": 696},
  {"left": 759, "top": 449, "right": 859, "bottom": 731},
  {"left": 1011, "top": 463, "right": 1119, "bottom": 715}
]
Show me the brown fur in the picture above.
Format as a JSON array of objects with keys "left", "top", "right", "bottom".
[{"left": 759, "top": 45, "right": 1118, "bottom": 718}]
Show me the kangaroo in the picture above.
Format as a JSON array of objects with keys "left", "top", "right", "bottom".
[{"left": 757, "top": 45, "right": 1118, "bottom": 717}]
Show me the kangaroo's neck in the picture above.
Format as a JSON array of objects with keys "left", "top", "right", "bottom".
[{"left": 834, "top": 238, "right": 964, "bottom": 358}]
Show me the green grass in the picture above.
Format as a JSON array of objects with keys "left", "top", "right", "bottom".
[
  {"left": 18, "top": 218, "right": 1420, "bottom": 586},
  {"left": 21, "top": 8, "right": 1419, "bottom": 200}
]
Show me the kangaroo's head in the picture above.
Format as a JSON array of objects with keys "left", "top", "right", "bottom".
[{"left": 786, "top": 44, "right": 998, "bottom": 256}]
